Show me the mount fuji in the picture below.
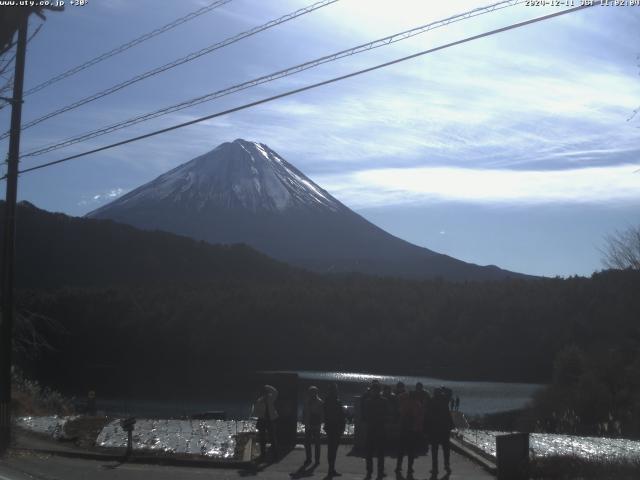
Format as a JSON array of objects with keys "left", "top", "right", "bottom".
[{"left": 87, "top": 139, "right": 526, "bottom": 281}]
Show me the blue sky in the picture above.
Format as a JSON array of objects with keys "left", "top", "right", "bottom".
[{"left": 1, "top": 0, "right": 638, "bottom": 277}]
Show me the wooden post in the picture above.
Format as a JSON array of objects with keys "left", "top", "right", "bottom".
[{"left": 0, "top": 13, "right": 28, "bottom": 453}]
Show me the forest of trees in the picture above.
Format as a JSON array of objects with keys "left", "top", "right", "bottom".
[
  {"left": 19, "top": 271, "right": 640, "bottom": 383},
  {"left": 16, "top": 270, "right": 640, "bottom": 397},
  {"left": 6, "top": 202, "right": 640, "bottom": 435},
  {"left": 527, "top": 224, "right": 640, "bottom": 437}
]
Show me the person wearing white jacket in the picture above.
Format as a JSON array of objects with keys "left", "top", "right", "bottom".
[{"left": 252, "top": 384, "right": 279, "bottom": 461}]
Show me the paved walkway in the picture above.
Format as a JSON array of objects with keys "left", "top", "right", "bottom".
[{"left": 1, "top": 443, "right": 494, "bottom": 480}]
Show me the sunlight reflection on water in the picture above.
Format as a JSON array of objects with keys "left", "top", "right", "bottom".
[{"left": 286, "top": 370, "right": 544, "bottom": 415}]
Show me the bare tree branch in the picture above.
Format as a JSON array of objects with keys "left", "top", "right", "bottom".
[
  {"left": 13, "top": 309, "right": 66, "bottom": 359},
  {"left": 602, "top": 225, "right": 640, "bottom": 270}
]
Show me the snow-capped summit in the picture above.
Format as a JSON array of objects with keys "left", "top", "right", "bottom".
[
  {"left": 93, "top": 139, "right": 342, "bottom": 215},
  {"left": 87, "top": 140, "right": 527, "bottom": 281}
]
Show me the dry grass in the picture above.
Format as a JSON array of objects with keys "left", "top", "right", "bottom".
[{"left": 11, "top": 368, "right": 73, "bottom": 417}]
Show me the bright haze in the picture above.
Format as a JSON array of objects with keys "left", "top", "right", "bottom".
[{"left": 1, "top": 0, "right": 638, "bottom": 277}]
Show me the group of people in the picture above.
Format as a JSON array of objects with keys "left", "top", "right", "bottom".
[
  {"left": 302, "top": 383, "right": 347, "bottom": 476},
  {"left": 251, "top": 380, "right": 457, "bottom": 478},
  {"left": 252, "top": 383, "right": 346, "bottom": 476},
  {"left": 361, "top": 380, "right": 455, "bottom": 478}
]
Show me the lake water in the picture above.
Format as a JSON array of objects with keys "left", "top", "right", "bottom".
[
  {"left": 97, "top": 370, "right": 543, "bottom": 419},
  {"left": 290, "top": 370, "right": 543, "bottom": 416}
]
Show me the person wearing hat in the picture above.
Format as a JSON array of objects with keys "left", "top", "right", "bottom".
[
  {"left": 303, "top": 385, "right": 324, "bottom": 466},
  {"left": 252, "top": 384, "right": 279, "bottom": 461}
]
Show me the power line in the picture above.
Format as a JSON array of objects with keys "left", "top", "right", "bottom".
[
  {"left": 0, "top": 75, "right": 14, "bottom": 97},
  {"left": 0, "top": 50, "right": 17, "bottom": 78},
  {"left": 13, "top": 4, "right": 596, "bottom": 178},
  {"left": 22, "top": 0, "right": 233, "bottom": 97},
  {"left": 2, "top": 0, "right": 340, "bottom": 140},
  {"left": 0, "top": 44, "right": 18, "bottom": 96},
  {"left": 22, "top": 0, "right": 524, "bottom": 159},
  {"left": 0, "top": 23, "right": 43, "bottom": 107}
]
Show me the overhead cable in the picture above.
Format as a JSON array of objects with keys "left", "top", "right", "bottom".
[
  {"left": 22, "top": 0, "right": 233, "bottom": 97},
  {"left": 13, "top": 4, "right": 596, "bottom": 178},
  {"left": 22, "top": 0, "right": 523, "bottom": 158},
  {"left": 3, "top": 0, "right": 339, "bottom": 140}
]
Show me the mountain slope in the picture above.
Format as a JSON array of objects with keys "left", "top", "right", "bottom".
[
  {"left": 4, "top": 201, "right": 296, "bottom": 289},
  {"left": 87, "top": 139, "right": 527, "bottom": 281}
]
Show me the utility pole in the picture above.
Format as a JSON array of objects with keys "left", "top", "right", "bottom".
[{"left": 0, "top": 13, "right": 28, "bottom": 453}]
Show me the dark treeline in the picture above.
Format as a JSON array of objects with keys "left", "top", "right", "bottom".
[
  {"left": 18, "top": 270, "right": 640, "bottom": 396},
  {"left": 6, "top": 202, "right": 640, "bottom": 435},
  {"left": 532, "top": 341, "right": 640, "bottom": 437}
]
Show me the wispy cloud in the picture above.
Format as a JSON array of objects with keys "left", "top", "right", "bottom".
[
  {"left": 18, "top": 0, "right": 640, "bottom": 221},
  {"left": 78, "top": 187, "right": 125, "bottom": 207},
  {"left": 316, "top": 165, "right": 640, "bottom": 208}
]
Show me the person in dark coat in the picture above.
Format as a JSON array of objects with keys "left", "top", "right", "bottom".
[
  {"left": 395, "top": 382, "right": 409, "bottom": 473},
  {"left": 363, "top": 382, "right": 389, "bottom": 478},
  {"left": 382, "top": 385, "right": 397, "bottom": 417},
  {"left": 323, "top": 383, "right": 346, "bottom": 477},
  {"left": 395, "top": 388, "right": 424, "bottom": 476},
  {"left": 413, "top": 382, "right": 431, "bottom": 454},
  {"left": 393, "top": 381, "right": 406, "bottom": 419},
  {"left": 303, "top": 386, "right": 324, "bottom": 466},
  {"left": 360, "top": 380, "right": 380, "bottom": 413},
  {"left": 425, "top": 387, "right": 454, "bottom": 476},
  {"left": 414, "top": 382, "right": 429, "bottom": 405}
]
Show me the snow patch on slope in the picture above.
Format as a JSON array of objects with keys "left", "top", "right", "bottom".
[{"left": 88, "top": 139, "right": 344, "bottom": 216}]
